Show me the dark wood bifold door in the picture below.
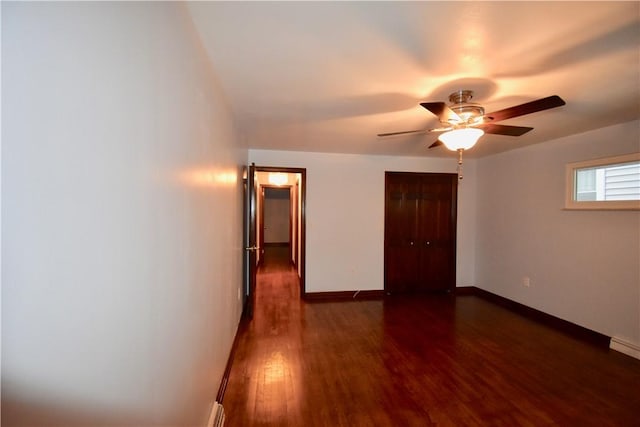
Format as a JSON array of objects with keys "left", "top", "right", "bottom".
[{"left": 384, "top": 172, "right": 458, "bottom": 293}]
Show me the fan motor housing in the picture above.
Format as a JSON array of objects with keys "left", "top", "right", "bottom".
[{"left": 447, "top": 90, "right": 485, "bottom": 125}]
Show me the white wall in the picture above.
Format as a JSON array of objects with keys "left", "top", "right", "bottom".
[
  {"left": 249, "top": 150, "right": 477, "bottom": 292},
  {"left": 476, "top": 120, "right": 640, "bottom": 347},
  {"left": 2, "top": 3, "right": 245, "bottom": 426}
]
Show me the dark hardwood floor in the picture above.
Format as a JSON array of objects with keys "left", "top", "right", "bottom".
[{"left": 223, "top": 247, "right": 640, "bottom": 426}]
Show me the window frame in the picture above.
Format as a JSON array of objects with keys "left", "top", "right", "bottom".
[{"left": 565, "top": 152, "right": 640, "bottom": 210}]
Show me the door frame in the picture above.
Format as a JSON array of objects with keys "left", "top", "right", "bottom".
[
  {"left": 255, "top": 166, "right": 307, "bottom": 296},
  {"left": 259, "top": 185, "right": 292, "bottom": 265}
]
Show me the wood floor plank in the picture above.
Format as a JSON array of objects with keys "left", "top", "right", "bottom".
[{"left": 222, "top": 247, "right": 640, "bottom": 426}]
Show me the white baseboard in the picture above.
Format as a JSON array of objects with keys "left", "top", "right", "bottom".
[
  {"left": 207, "top": 401, "right": 220, "bottom": 427},
  {"left": 206, "top": 402, "right": 216, "bottom": 427},
  {"left": 610, "top": 337, "right": 640, "bottom": 360}
]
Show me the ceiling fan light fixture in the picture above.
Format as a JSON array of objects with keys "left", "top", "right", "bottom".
[{"left": 439, "top": 128, "right": 484, "bottom": 151}]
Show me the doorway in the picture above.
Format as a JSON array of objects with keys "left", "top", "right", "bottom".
[
  {"left": 245, "top": 166, "right": 306, "bottom": 309},
  {"left": 261, "top": 187, "right": 291, "bottom": 261}
]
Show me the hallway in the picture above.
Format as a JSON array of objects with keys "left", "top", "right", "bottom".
[
  {"left": 252, "top": 245, "right": 302, "bottom": 333},
  {"left": 224, "top": 245, "right": 306, "bottom": 425},
  {"left": 221, "top": 248, "right": 640, "bottom": 427}
]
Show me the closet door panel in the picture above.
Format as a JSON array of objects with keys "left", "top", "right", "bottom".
[
  {"left": 384, "top": 173, "right": 420, "bottom": 292},
  {"left": 417, "top": 175, "right": 456, "bottom": 290}
]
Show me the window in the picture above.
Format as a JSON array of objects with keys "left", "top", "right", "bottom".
[{"left": 565, "top": 153, "right": 640, "bottom": 210}]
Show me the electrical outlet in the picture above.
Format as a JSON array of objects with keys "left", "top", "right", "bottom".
[{"left": 523, "top": 276, "right": 531, "bottom": 287}]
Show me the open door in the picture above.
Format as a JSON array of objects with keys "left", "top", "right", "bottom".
[{"left": 242, "top": 163, "right": 258, "bottom": 318}]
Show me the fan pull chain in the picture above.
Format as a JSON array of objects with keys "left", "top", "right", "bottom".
[{"left": 457, "top": 149, "right": 464, "bottom": 180}]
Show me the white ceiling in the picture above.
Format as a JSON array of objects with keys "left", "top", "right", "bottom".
[{"left": 187, "top": 1, "right": 640, "bottom": 159}]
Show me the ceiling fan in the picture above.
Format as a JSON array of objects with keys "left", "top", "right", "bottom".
[{"left": 378, "top": 90, "right": 566, "bottom": 150}]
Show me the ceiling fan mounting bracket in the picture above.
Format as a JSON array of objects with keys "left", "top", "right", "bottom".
[{"left": 448, "top": 89, "right": 474, "bottom": 104}]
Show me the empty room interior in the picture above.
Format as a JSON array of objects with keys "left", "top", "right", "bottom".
[{"left": 2, "top": 2, "right": 640, "bottom": 426}]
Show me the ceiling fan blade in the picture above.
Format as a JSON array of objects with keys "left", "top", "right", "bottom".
[
  {"left": 478, "top": 123, "right": 534, "bottom": 136},
  {"left": 428, "top": 140, "right": 443, "bottom": 149},
  {"left": 377, "top": 129, "right": 430, "bottom": 137},
  {"left": 484, "top": 95, "right": 566, "bottom": 122},
  {"left": 420, "top": 102, "right": 462, "bottom": 123}
]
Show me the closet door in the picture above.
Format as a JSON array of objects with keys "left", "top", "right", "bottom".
[
  {"left": 384, "top": 174, "right": 421, "bottom": 292},
  {"left": 384, "top": 172, "right": 457, "bottom": 293},
  {"left": 416, "top": 174, "right": 457, "bottom": 291}
]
